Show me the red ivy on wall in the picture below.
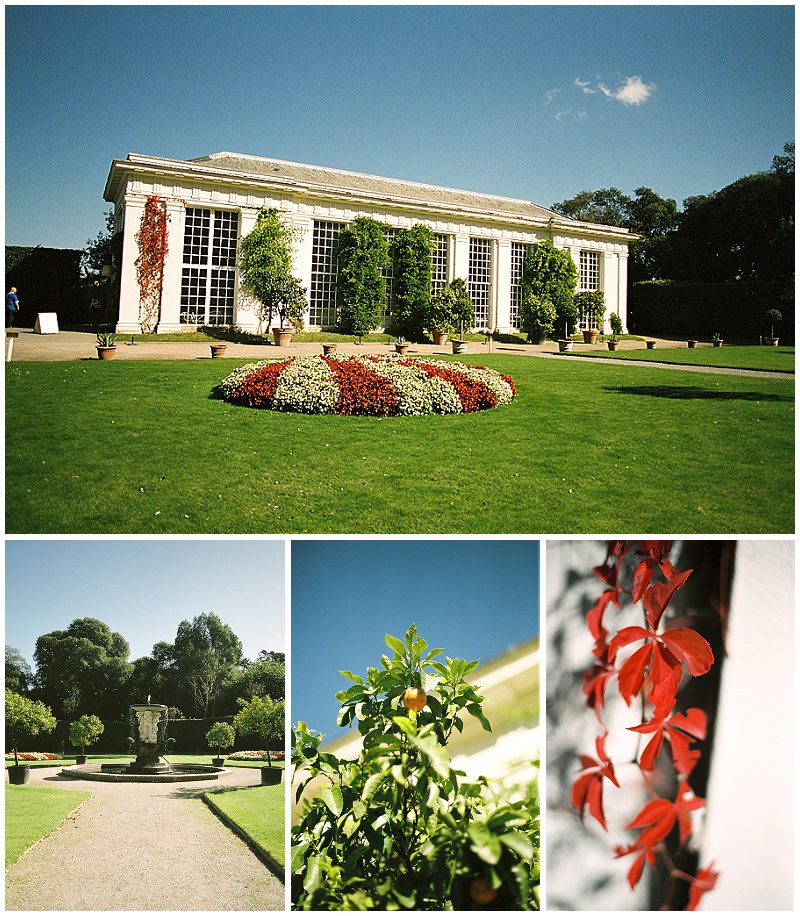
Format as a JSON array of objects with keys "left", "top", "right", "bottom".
[
  {"left": 573, "top": 540, "right": 719, "bottom": 910},
  {"left": 134, "top": 196, "right": 169, "bottom": 333}
]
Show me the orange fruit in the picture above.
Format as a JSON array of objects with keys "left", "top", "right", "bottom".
[
  {"left": 402, "top": 687, "right": 427, "bottom": 711},
  {"left": 469, "top": 876, "right": 499, "bottom": 905}
]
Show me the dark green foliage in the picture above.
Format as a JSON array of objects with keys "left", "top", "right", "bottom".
[
  {"left": 6, "top": 647, "right": 33, "bottom": 694},
  {"left": 629, "top": 280, "right": 794, "bottom": 339},
  {"left": 292, "top": 625, "right": 539, "bottom": 910},
  {"left": 5, "top": 246, "right": 84, "bottom": 327},
  {"left": 335, "top": 217, "right": 390, "bottom": 336},
  {"left": 519, "top": 293, "right": 556, "bottom": 342},
  {"left": 521, "top": 241, "right": 578, "bottom": 337},
  {"left": 390, "top": 225, "right": 435, "bottom": 340},
  {"left": 426, "top": 278, "right": 474, "bottom": 335},
  {"left": 574, "top": 291, "right": 606, "bottom": 329}
]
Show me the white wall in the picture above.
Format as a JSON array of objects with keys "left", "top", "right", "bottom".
[{"left": 700, "top": 540, "right": 795, "bottom": 910}]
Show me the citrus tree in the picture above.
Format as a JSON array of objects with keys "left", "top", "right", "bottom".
[
  {"left": 291, "top": 625, "right": 539, "bottom": 910},
  {"left": 69, "top": 714, "right": 104, "bottom": 756},
  {"left": 206, "top": 721, "right": 236, "bottom": 758},
  {"left": 233, "top": 695, "right": 285, "bottom": 767},
  {"left": 5, "top": 690, "right": 57, "bottom": 765},
  {"left": 521, "top": 240, "right": 578, "bottom": 337}
]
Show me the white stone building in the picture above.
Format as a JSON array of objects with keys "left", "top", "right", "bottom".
[{"left": 103, "top": 151, "right": 635, "bottom": 335}]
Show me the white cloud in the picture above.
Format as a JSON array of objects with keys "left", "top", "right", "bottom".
[{"left": 598, "top": 75, "right": 656, "bottom": 106}]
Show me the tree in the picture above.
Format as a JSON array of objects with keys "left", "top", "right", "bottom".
[
  {"left": 234, "top": 695, "right": 285, "bottom": 766},
  {"left": 5, "top": 690, "right": 57, "bottom": 765},
  {"left": 519, "top": 293, "right": 557, "bottom": 342},
  {"left": 221, "top": 659, "right": 285, "bottom": 713},
  {"left": 291, "top": 625, "right": 539, "bottom": 910},
  {"left": 256, "top": 650, "right": 285, "bottom": 666},
  {"left": 389, "top": 225, "right": 435, "bottom": 340},
  {"left": 69, "top": 714, "right": 105, "bottom": 756},
  {"left": 32, "top": 618, "right": 132, "bottom": 719},
  {"left": 171, "top": 613, "right": 244, "bottom": 718},
  {"left": 521, "top": 241, "right": 578, "bottom": 337},
  {"left": 426, "top": 278, "right": 474, "bottom": 336},
  {"left": 552, "top": 187, "right": 631, "bottom": 227},
  {"left": 6, "top": 646, "right": 32, "bottom": 694},
  {"left": 771, "top": 141, "right": 794, "bottom": 176},
  {"left": 206, "top": 721, "right": 236, "bottom": 758},
  {"left": 335, "top": 217, "right": 390, "bottom": 336},
  {"left": 81, "top": 209, "right": 116, "bottom": 277},
  {"left": 239, "top": 208, "right": 306, "bottom": 331}
]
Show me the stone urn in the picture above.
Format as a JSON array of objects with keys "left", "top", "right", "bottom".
[
  {"left": 558, "top": 339, "right": 574, "bottom": 353},
  {"left": 646, "top": 340, "right": 656, "bottom": 349},
  {"left": 582, "top": 329, "right": 599, "bottom": 344},
  {"left": 322, "top": 343, "right": 337, "bottom": 355},
  {"left": 607, "top": 340, "right": 619, "bottom": 351},
  {"left": 687, "top": 339, "right": 698, "bottom": 348},
  {"left": 210, "top": 344, "right": 227, "bottom": 358},
  {"left": 451, "top": 340, "right": 468, "bottom": 354},
  {"left": 272, "top": 327, "right": 294, "bottom": 347},
  {"left": 432, "top": 329, "right": 448, "bottom": 346},
  {"left": 7, "top": 765, "right": 30, "bottom": 785},
  {"left": 766, "top": 337, "right": 780, "bottom": 346}
]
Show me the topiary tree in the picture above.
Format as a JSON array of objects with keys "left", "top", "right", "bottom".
[
  {"left": 234, "top": 695, "right": 285, "bottom": 767},
  {"left": 519, "top": 293, "right": 557, "bottom": 342},
  {"left": 574, "top": 290, "right": 606, "bottom": 331},
  {"left": 291, "top": 624, "right": 539, "bottom": 910},
  {"left": 426, "top": 278, "right": 474, "bottom": 337},
  {"left": 5, "top": 690, "right": 57, "bottom": 765},
  {"left": 390, "top": 225, "right": 435, "bottom": 340},
  {"left": 521, "top": 240, "right": 578, "bottom": 338},
  {"left": 239, "top": 208, "right": 306, "bottom": 332},
  {"left": 335, "top": 217, "right": 391, "bottom": 337},
  {"left": 69, "top": 714, "right": 104, "bottom": 756},
  {"left": 765, "top": 308, "right": 782, "bottom": 338},
  {"left": 205, "top": 721, "right": 236, "bottom": 759}
]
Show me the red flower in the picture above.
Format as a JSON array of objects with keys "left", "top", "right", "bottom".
[
  {"left": 687, "top": 862, "right": 719, "bottom": 910},
  {"left": 571, "top": 733, "right": 620, "bottom": 830},
  {"left": 625, "top": 780, "right": 705, "bottom": 849}
]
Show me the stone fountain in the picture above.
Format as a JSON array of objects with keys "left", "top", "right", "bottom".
[{"left": 59, "top": 700, "right": 228, "bottom": 783}]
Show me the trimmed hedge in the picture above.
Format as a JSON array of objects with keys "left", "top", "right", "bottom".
[
  {"left": 5, "top": 246, "right": 84, "bottom": 327},
  {"left": 628, "top": 280, "right": 794, "bottom": 340},
  {"left": 6, "top": 716, "right": 282, "bottom": 756}
]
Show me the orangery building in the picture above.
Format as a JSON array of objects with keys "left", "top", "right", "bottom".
[{"left": 103, "top": 151, "right": 635, "bottom": 335}]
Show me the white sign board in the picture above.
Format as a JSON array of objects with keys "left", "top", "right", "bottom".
[{"left": 34, "top": 313, "right": 59, "bottom": 334}]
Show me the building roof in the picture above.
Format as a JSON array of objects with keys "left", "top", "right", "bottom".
[{"left": 105, "top": 152, "right": 635, "bottom": 240}]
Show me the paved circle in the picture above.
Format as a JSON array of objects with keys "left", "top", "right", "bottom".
[{"left": 5, "top": 765, "right": 285, "bottom": 911}]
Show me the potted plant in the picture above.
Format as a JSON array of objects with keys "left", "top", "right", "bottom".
[
  {"left": 576, "top": 291, "right": 605, "bottom": 344},
  {"left": 5, "top": 690, "right": 57, "bottom": 784},
  {"left": 520, "top": 292, "right": 556, "bottom": 345},
  {"left": 425, "top": 279, "right": 473, "bottom": 352},
  {"left": 322, "top": 342, "right": 337, "bottom": 355},
  {"left": 234, "top": 695, "right": 285, "bottom": 785},
  {"left": 69, "top": 714, "right": 104, "bottom": 765},
  {"left": 646, "top": 340, "right": 657, "bottom": 349},
  {"left": 210, "top": 343, "right": 227, "bottom": 358},
  {"left": 96, "top": 332, "right": 117, "bottom": 360},
  {"left": 607, "top": 313, "right": 623, "bottom": 351},
  {"left": 394, "top": 336, "right": 409, "bottom": 355},
  {"left": 205, "top": 721, "right": 236, "bottom": 767},
  {"left": 557, "top": 320, "right": 575, "bottom": 352},
  {"left": 712, "top": 332, "right": 723, "bottom": 348},
  {"left": 765, "top": 308, "right": 782, "bottom": 345},
  {"left": 687, "top": 339, "right": 698, "bottom": 348}
]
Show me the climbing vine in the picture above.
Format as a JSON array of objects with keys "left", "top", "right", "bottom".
[
  {"left": 135, "top": 196, "right": 169, "bottom": 333},
  {"left": 573, "top": 541, "right": 719, "bottom": 910}
]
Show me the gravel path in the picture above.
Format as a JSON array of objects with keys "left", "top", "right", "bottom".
[
  {"left": 5, "top": 766, "right": 285, "bottom": 911},
  {"left": 6, "top": 328, "right": 789, "bottom": 378}
]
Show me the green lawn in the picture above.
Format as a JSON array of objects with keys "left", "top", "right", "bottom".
[
  {"left": 5, "top": 355, "right": 794, "bottom": 533},
  {"left": 570, "top": 343, "right": 794, "bottom": 372},
  {"left": 204, "top": 784, "right": 285, "bottom": 871},
  {"left": 5, "top": 784, "right": 91, "bottom": 867}
]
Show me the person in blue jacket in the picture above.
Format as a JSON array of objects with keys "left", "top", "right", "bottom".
[{"left": 6, "top": 287, "right": 20, "bottom": 327}]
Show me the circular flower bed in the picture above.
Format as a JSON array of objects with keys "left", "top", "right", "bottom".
[{"left": 218, "top": 354, "right": 516, "bottom": 417}]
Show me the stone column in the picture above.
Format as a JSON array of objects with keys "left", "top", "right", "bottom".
[
  {"left": 495, "top": 239, "right": 512, "bottom": 331},
  {"left": 155, "top": 200, "right": 187, "bottom": 333},
  {"left": 115, "top": 194, "right": 146, "bottom": 334}
]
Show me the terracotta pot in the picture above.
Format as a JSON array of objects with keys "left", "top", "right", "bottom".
[
  {"left": 395, "top": 344, "right": 409, "bottom": 355},
  {"left": 607, "top": 341, "right": 619, "bottom": 351},
  {"left": 261, "top": 765, "right": 283, "bottom": 785},
  {"left": 432, "top": 330, "right": 448, "bottom": 346},
  {"left": 210, "top": 344, "right": 227, "bottom": 358},
  {"left": 8, "top": 765, "right": 30, "bottom": 785},
  {"left": 96, "top": 346, "right": 116, "bottom": 360},
  {"left": 322, "top": 343, "right": 337, "bottom": 355},
  {"left": 272, "top": 327, "right": 294, "bottom": 347},
  {"left": 582, "top": 329, "right": 598, "bottom": 344}
]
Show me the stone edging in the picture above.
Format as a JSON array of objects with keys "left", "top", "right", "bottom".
[{"left": 201, "top": 792, "right": 285, "bottom": 883}]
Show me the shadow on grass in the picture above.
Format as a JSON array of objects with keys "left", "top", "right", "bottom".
[{"left": 604, "top": 385, "right": 793, "bottom": 402}]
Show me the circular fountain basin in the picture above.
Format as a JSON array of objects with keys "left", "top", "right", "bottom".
[{"left": 59, "top": 764, "right": 230, "bottom": 783}]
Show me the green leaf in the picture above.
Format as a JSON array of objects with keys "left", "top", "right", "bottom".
[
  {"left": 467, "top": 703, "right": 493, "bottom": 732},
  {"left": 302, "top": 855, "right": 323, "bottom": 894},
  {"left": 499, "top": 830, "right": 535, "bottom": 861},
  {"left": 319, "top": 783, "right": 343, "bottom": 817},
  {"left": 392, "top": 714, "right": 417, "bottom": 737},
  {"left": 339, "top": 669, "right": 364, "bottom": 684},
  {"left": 361, "top": 772, "right": 385, "bottom": 803},
  {"left": 291, "top": 839, "right": 310, "bottom": 875},
  {"left": 352, "top": 799, "right": 367, "bottom": 821},
  {"left": 385, "top": 633, "right": 406, "bottom": 657},
  {"left": 468, "top": 822, "right": 503, "bottom": 865}
]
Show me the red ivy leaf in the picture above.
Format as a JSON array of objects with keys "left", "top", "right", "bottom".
[
  {"left": 687, "top": 862, "right": 719, "bottom": 911},
  {"left": 626, "top": 781, "right": 705, "bottom": 849},
  {"left": 631, "top": 558, "right": 654, "bottom": 605},
  {"left": 660, "top": 628, "right": 714, "bottom": 677},
  {"left": 642, "top": 568, "right": 693, "bottom": 630},
  {"left": 615, "top": 843, "right": 658, "bottom": 889},
  {"left": 618, "top": 643, "right": 653, "bottom": 706}
]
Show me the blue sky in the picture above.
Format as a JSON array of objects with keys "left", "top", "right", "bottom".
[
  {"left": 291, "top": 539, "right": 540, "bottom": 740},
  {"left": 4, "top": 540, "right": 285, "bottom": 670},
  {"left": 4, "top": 5, "right": 794, "bottom": 251}
]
